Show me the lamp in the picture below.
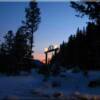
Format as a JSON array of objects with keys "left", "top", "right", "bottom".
[{"left": 44, "top": 48, "right": 48, "bottom": 52}]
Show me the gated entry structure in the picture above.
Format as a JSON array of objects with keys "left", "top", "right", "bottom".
[{"left": 44, "top": 45, "right": 59, "bottom": 64}]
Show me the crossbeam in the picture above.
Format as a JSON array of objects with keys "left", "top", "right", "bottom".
[{"left": 44, "top": 48, "right": 59, "bottom": 64}]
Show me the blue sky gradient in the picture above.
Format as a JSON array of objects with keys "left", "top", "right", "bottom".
[{"left": 0, "top": 2, "right": 88, "bottom": 61}]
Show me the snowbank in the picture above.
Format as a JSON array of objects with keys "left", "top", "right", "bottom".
[{"left": 0, "top": 69, "right": 100, "bottom": 99}]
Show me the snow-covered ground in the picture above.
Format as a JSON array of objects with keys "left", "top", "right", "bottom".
[{"left": 0, "top": 69, "right": 100, "bottom": 99}]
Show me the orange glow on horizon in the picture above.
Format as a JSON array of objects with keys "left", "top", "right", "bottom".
[
  {"left": 34, "top": 52, "right": 53, "bottom": 64},
  {"left": 34, "top": 52, "right": 45, "bottom": 63}
]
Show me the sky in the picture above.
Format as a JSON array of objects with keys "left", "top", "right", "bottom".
[{"left": 0, "top": 1, "right": 88, "bottom": 62}]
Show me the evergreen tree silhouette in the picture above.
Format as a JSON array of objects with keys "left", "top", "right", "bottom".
[
  {"left": 0, "top": 1, "right": 41, "bottom": 74},
  {"left": 23, "top": 1, "right": 41, "bottom": 55}
]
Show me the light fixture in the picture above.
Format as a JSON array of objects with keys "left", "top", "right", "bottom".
[
  {"left": 54, "top": 45, "right": 58, "bottom": 49},
  {"left": 44, "top": 48, "right": 48, "bottom": 52}
]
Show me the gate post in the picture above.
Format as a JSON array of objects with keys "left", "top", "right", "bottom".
[{"left": 45, "top": 52, "right": 48, "bottom": 64}]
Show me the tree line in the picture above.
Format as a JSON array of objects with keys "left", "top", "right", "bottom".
[
  {"left": 0, "top": 1, "right": 40, "bottom": 74},
  {"left": 51, "top": 2, "right": 100, "bottom": 71}
]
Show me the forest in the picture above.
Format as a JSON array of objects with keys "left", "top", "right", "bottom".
[
  {"left": 0, "top": 1, "right": 40, "bottom": 74},
  {"left": 0, "top": 1, "right": 100, "bottom": 76},
  {"left": 0, "top": 1, "right": 100, "bottom": 100},
  {"left": 51, "top": 2, "right": 100, "bottom": 73}
]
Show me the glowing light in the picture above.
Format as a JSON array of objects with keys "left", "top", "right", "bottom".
[
  {"left": 44, "top": 48, "right": 48, "bottom": 52},
  {"left": 54, "top": 45, "right": 58, "bottom": 49}
]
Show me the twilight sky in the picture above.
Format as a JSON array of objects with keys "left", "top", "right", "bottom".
[{"left": 0, "top": 2, "right": 88, "bottom": 62}]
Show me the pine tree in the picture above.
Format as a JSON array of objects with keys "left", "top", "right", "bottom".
[{"left": 23, "top": 1, "right": 41, "bottom": 55}]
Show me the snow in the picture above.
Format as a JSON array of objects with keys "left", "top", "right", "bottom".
[
  {"left": 0, "top": 70, "right": 43, "bottom": 99},
  {"left": 0, "top": 69, "right": 100, "bottom": 99}
]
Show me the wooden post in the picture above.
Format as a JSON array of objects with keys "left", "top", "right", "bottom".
[
  {"left": 54, "top": 48, "right": 58, "bottom": 55},
  {"left": 45, "top": 52, "right": 48, "bottom": 64}
]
